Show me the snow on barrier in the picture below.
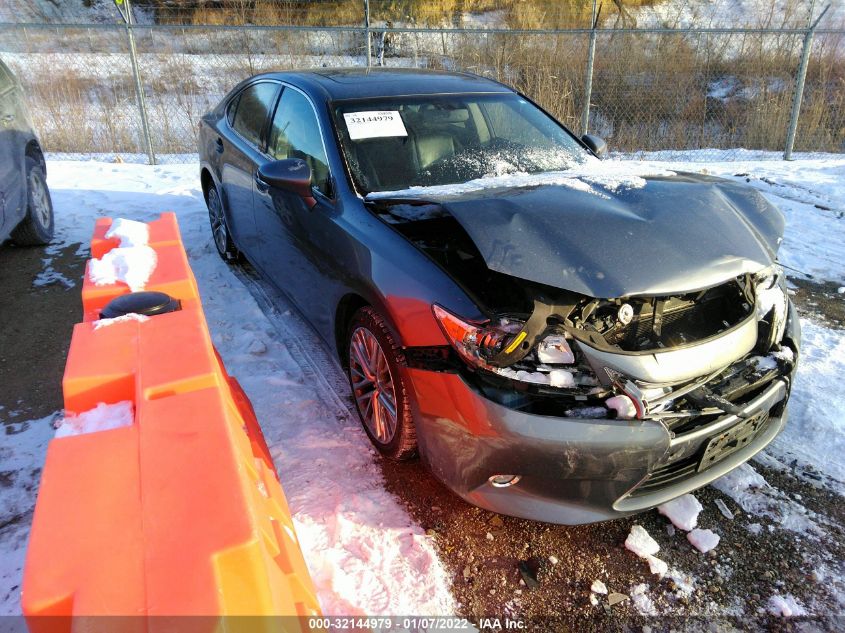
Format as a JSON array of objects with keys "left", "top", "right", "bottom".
[{"left": 22, "top": 213, "right": 320, "bottom": 626}]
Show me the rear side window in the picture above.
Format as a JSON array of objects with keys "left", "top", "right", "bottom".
[
  {"left": 230, "top": 82, "right": 279, "bottom": 147},
  {"left": 269, "top": 88, "right": 331, "bottom": 196}
]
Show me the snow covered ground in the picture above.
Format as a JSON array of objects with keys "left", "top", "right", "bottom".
[{"left": 1, "top": 152, "right": 844, "bottom": 618}]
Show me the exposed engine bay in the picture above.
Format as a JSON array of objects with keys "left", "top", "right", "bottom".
[{"left": 369, "top": 198, "right": 796, "bottom": 425}]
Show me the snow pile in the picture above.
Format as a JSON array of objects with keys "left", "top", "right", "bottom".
[
  {"left": 624, "top": 525, "right": 668, "bottom": 577},
  {"left": 768, "top": 594, "right": 807, "bottom": 617},
  {"left": 105, "top": 218, "right": 150, "bottom": 248},
  {"left": 54, "top": 401, "right": 134, "bottom": 438},
  {"left": 658, "top": 494, "right": 703, "bottom": 531},
  {"left": 687, "top": 528, "right": 720, "bottom": 553},
  {"left": 93, "top": 313, "right": 150, "bottom": 330},
  {"left": 88, "top": 245, "right": 157, "bottom": 292}
]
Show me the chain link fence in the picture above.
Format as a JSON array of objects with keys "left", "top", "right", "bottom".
[{"left": 0, "top": 8, "right": 842, "bottom": 164}]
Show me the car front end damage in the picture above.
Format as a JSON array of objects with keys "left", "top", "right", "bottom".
[{"left": 402, "top": 260, "right": 799, "bottom": 524}]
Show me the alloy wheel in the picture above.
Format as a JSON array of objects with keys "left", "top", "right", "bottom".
[
  {"left": 207, "top": 187, "right": 228, "bottom": 255},
  {"left": 349, "top": 326, "right": 399, "bottom": 445},
  {"left": 29, "top": 170, "right": 51, "bottom": 228}
]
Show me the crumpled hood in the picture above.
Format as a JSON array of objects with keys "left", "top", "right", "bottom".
[{"left": 426, "top": 172, "right": 785, "bottom": 297}]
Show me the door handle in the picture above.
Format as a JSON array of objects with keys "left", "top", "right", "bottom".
[
  {"left": 254, "top": 172, "right": 270, "bottom": 193},
  {"left": 215, "top": 137, "right": 224, "bottom": 153}
]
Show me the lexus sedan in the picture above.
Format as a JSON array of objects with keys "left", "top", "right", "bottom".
[
  {"left": 0, "top": 57, "right": 53, "bottom": 247},
  {"left": 198, "top": 68, "right": 799, "bottom": 524}
]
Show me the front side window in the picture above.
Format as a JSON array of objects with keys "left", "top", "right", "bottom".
[
  {"left": 269, "top": 88, "right": 331, "bottom": 196},
  {"left": 230, "top": 82, "right": 278, "bottom": 147},
  {"left": 333, "top": 93, "right": 588, "bottom": 194}
]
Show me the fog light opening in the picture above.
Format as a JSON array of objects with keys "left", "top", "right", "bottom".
[{"left": 488, "top": 474, "right": 521, "bottom": 488}]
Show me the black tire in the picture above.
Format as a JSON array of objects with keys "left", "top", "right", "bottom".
[
  {"left": 347, "top": 306, "right": 417, "bottom": 461},
  {"left": 11, "top": 156, "right": 54, "bottom": 246},
  {"left": 206, "top": 182, "right": 239, "bottom": 262}
]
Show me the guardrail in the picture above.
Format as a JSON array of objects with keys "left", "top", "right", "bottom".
[{"left": 22, "top": 213, "right": 320, "bottom": 627}]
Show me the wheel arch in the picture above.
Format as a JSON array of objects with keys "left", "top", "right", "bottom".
[{"left": 334, "top": 293, "right": 371, "bottom": 368}]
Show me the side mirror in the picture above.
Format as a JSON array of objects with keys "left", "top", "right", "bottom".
[
  {"left": 581, "top": 133, "right": 608, "bottom": 159},
  {"left": 257, "top": 158, "right": 315, "bottom": 207}
]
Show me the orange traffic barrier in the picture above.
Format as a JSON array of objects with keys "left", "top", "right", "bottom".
[{"left": 22, "top": 213, "right": 320, "bottom": 630}]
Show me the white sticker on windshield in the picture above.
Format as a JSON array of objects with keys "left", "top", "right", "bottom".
[{"left": 343, "top": 111, "right": 408, "bottom": 140}]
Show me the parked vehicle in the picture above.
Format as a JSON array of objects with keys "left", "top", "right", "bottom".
[
  {"left": 0, "top": 58, "right": 53, "bottom": 246},
  {"left": 198, "top": 68, "right": 799, "bottom": 524}
]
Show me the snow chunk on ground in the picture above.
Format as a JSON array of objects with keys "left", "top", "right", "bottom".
[
  {"left": 591, "top": 579, "right": 607, "bottom": 594},
  {"left": 645, "top": 554, "right": 668, "bottom": 577},
  {"left": 105, "top": 217, "right": 149, "bottom": 247},
  {"left": 54, "top": 401, "right": 134, "bottom": 438},
  {"left": 768, "top": 594, "right": 807, "bottom": 617},
  {"left": 88, "top": 245, "right": 157, "bottom": 292},
  {"left": 658, "top": 493, "right": 703, "bottom": 531},
  {"left": 687, "top": 528, "right": 720, "bottom": 553},
  {"left": 625, "top": 525, "right": 660, "bottom": 557},
  {"left": 93, "top": 312, "right": 150, "bottom": 330},
  {"left": 630, "top": 583, "right": 658, "bottom": 615}
]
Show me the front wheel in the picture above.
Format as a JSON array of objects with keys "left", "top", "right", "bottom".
[
  {"left": 11, "top": 156, "right": 54, "bottom": 246},
  {"left": 206, "top": 184, "right": 239, "bottom": 261},
  {"left": 347, "top": 306, "right": 417, "bottom": 460}
]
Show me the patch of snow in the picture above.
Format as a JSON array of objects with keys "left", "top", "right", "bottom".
[
  {"left": 564, "top": 406, "right": 608, "bottom": 419},
  {"left": 88, "top": 245, "right": 157, "bottom": 292},
  {"left": 658, "top": 493, "right": 703, "bottom": 531},
  {"left": 591, "top": 579, "right": 608, "bottom": 594},
  {"left": 687, "top": 528, "right": 720, "bottom": 553},
  {"left": 93, "top": 313, "right": 150, "bottom": 330},
  {"left": 548, "top": 369, "right": 575, "bottom": 389},
  {"left": 712, "top": 463, "right": 825, "bottom": 536},
  {"left": 666, "top": 568, "right": 696, "bottom": 597},
  {"left": 606, "top": 395, "right": 637, "bottom": 419},
  {"left": 767, "top": 594, "right": 807, "bottom": 617},
  {"left": 54, "top": 401, "right": 134, "bottom": 438},
  {"left": 630, "top": 583, "right": 658, "bottom": 616},
  {"left": 625, "top": 525, "right": 668, "bottom": 577},
  {"left": 33, "top": 266, "right": 75, "bottom": 289},
  {"left": 105, "top": 218, "right": 150, "bottom": 247}
]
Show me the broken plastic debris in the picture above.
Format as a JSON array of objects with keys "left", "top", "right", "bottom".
[
  {"left": 687, "top": 528, "right": 720, "bottom": 553},
  {"left": 657, "top": 493, "right": 703, "bottom": 531},
  {"left": 54, "top": 401, "right": 134, "bottom": 438},
  {"left": 606, "top": 394, "right": 637, "bottom": 419},
  {"left": 105, "top": 218, "right": 150, "bottom": 247}
]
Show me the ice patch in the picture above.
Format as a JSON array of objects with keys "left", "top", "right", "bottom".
[
  {"left": 715, "top": 498, "right": 735, "bottom": 520},
  {"left": 687, "top": 528, "right": 720, "bottom": 553},
  {"left": 54, "top": 401, "right": 134, "bottom": 438},
  {"left": 88, "top": 245, "right": 157, "bottom": 292},
  {"left": 658, "top": 494, "right": 703, "bottom": 531},
  {"left": 105, "top": 217, "right": 150, "bottom": 247},
  {"left": 768, "top": 594, "right": 807, "bottom": 617}
]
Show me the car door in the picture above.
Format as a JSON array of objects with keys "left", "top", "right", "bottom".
[
  {"left": 0, "top": 60, "right": 21, "bottom": 237},
  {"left": 252, "top": 85, "right": 339, "bottom": 331},
  {"left": 219, "top": 80, "right": 280, "bottom": 259}
]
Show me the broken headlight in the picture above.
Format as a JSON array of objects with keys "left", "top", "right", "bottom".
[
  {"left": 432, "top": 304, "right": 523, "bottom": 369},
  {"left": 754, "top": 264, "right": 787, "bottom": 347}
]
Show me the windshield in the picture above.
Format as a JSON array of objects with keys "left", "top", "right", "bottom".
[{"left": 333, "top": 93, "right": 589, "bottom": 194}]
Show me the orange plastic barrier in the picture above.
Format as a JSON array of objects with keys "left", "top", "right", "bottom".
[{"left": 22, "top": 213, "right": 320, "bottom": 630}]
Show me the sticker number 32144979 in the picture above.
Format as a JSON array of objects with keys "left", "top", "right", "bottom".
[{"left": 343, "top": 110, "right": 408, "bottom": 140}]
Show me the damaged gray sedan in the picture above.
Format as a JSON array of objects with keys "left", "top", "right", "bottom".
[{"left": 199, "top": 69, "right": 799, "bottom": 524}]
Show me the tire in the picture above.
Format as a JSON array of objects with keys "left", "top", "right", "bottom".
[
  {"left": 206, "top": 182, "right": 239, "bottom": 262},
  {"left": 11, "top": 156, "right": 54, "bottom": 246},
  {"left": 346, "top": 306, "right": 417, "bottom": 461}
]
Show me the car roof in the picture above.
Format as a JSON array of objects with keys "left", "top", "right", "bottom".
[{"left": 252, "top": 67, "right": 514, "bottom": 101}]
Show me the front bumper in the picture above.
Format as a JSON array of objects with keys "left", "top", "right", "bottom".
[{"left": 404, "top": 302, "right": 800, "bottom": 525}]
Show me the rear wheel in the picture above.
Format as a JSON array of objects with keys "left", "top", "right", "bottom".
[
  {"left": 347, "top": 307, "right": 417, "bottom": 460},
  {"left": 11, "top": 156, "right": 54, "bottom": 246},
  {"left": 206, "top": 183, "right": 239, "bottom": 261}
]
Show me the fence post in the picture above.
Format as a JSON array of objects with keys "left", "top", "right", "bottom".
[
  {"left": 784, "top": 4, "right": 829, "bottom": 160},
  {"left": 580, "top": 0, "right": 598, "bottom": 135},
  {"left": 364, "top": 0, "right": 372, "bottom": 68},
  {"left": 122, "top": 0, "right": 156, "bottom": 165}
]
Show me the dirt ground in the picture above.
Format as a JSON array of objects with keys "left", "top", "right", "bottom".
[{"left": 1, "top": 240, "right": 843, "bottom": 629}]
